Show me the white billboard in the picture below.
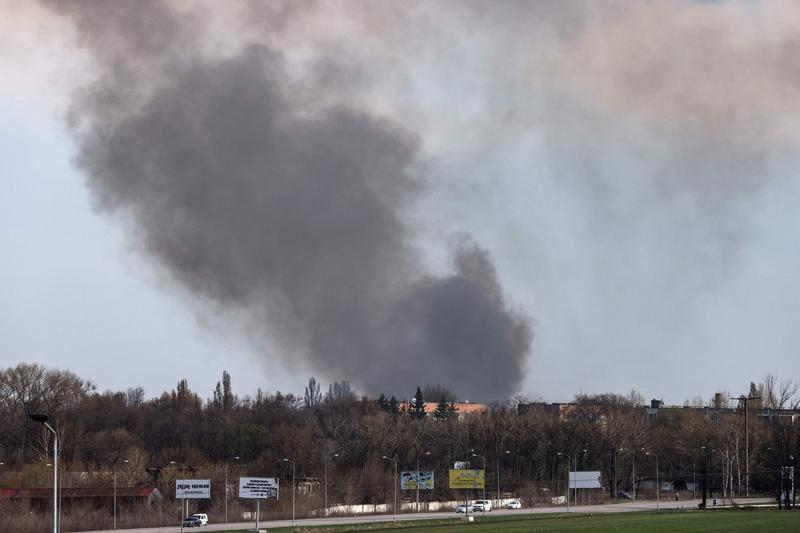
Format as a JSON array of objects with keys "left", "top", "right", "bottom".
[
  {"left": 569, "top": 471, "right": 602, "bottom": 489},
  {"left": 176, "top": 479, "right": 210, "bottom": 499},
  {"left": 400, "top": 471, "right": 434, "bottom": 490},
  {"left": 239, "top": 477, "right": 279, "bottom": 499}
]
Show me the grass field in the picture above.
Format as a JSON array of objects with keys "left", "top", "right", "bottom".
[{"left": 222, "top": 510, "right": 800, "bottom": 533}]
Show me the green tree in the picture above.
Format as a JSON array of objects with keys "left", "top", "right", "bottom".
[{"left": 412, "top": 386, "right": 426, "bottom": 419}]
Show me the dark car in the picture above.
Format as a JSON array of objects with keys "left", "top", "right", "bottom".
[{"left": 181, "top": 516, "right": 202, "bottom": 527}]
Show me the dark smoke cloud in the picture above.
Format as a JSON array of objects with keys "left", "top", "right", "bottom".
[{"left": 46, "top": 0, "right": 532, "bottom": 400}]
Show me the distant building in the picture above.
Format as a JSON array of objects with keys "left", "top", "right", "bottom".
[
  {"left": 0, "top": 487, "right": 162, "bottom": 510},
  {"left": 400, "top": 400, "right": 488, "bottom": 419},
  {"left": 518, "top": 400, "right": 800, "bottom": 425}
]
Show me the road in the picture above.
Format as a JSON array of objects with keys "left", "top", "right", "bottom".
[{"left": 83, "top": 498, "right": 773, "bottom": 533}]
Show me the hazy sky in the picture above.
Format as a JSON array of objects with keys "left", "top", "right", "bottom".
[{"left": 3, "top": 0, "right": 800, "bottom": 404}]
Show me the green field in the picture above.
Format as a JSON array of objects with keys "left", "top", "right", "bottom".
[{"left": 222, "top": 510, "right": 800, "bottom": 533}]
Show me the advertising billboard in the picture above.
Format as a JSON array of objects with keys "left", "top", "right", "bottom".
[
  {"left": 175, "top": 479, "right": 210, "bottom": 499},
  {"left": 239, "top": 477, "right": 279, "bottom": 499},
  {"left": 568, "top": 471, "right": 602, "bottom": 489},
  {"left": 448, "top": 469, "right": 484, "bottom": 489},
  {"left": 400, "top": 471, "right": 434, "bottom": 490}
]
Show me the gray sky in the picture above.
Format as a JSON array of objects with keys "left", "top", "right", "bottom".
[{"left": 3, "top": 0, "right": 800, "bottom": 404}]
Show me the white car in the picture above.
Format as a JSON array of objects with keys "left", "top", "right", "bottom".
[
  {"left": 506, "top": 499, "right": 522, "bottom": 509},
  {"left": 472, "top": 500, "right": 492, "bottom": 512},
  {"left": 455, "top": 504, "right": 470, "bottom": 513},
  {"left": 189, "top": 513, "right": 208, "bottom": 526}
]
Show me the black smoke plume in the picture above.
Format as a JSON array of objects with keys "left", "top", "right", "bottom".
[{"left": 46, "top": 0, "right": 532, "bottom": 401}]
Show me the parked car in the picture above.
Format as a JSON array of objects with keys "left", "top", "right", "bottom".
[
  {"left": 472, "top": 500, "right": 492, "bottom": 512},
  {"left": 455, "top": 504, "right": 470, "bottom": 513},
  {"left": 506, "top": 499, "right": 522, "bottom": 509},
  {"left": 189, "top": 513, "right": 208, "bottom": 525},
  {"left": 617, "top": 491, "right": 635, "bottom": 500},
  {"left": 181, "top": 516, "right": 202, "bottom": 527}
]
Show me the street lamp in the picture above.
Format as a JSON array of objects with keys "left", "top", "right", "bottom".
[
  {"left": 614, "top": 448, "right": 624, "bottom": 501},
  {"left": 416, "top": 451, "right": 430, "bottom": 512},
  {"left": 170, "top": 461, "right": 188, "bottom": 521},
  {"left": 225, "top": 455, "right": 240, "bottom": 523},
  {"left": 572, "top": 449, "right": 587, "bottom": 507},
  {"left": 113, "top": 458, "right": 129, "bottom": 529},
  {"left": 29, "top": 414, "right": 58, "bottom": 533},
  {"left": 556, "top": 452, "right": 569, "bottom": 513},
  {"left": 496, "top": 450, "right": 509, "bottom": 508},
  {"left": 324, "top": 452, "right": 339, "bottom": 517},
  {"left": 644, "top": 452, "right": 659, "bottom": 510},
  {"left": 471, "top": 451, "right": 487, "bottom": 508},
  {"left": 382, "top": 456, "right": 398, "bottom": 522},
  {"left": 282, "top": 458, "right": 296, "bottom": 526}
]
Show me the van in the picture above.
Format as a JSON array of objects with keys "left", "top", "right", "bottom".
[
  {"left": 189, "top": 513, "right": 208, "bottom": 525},
  {"left": 472, "top": 500, "right": 492, "bottom": 512}
]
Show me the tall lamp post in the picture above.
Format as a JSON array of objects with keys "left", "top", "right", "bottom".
[
  {"left": 225, "top": 455, "right": 239, "bottom": 523},
  {"left": 496, "top": 450, "right": 509, "bottom": 508},
  {"left": 614, "top": 448, "right": 623, "bottom": 500},
  {"left": 557, "top": 452, "right": 569, "bottom": 513},
  {"left": 113, "top": 457, "right": 129, "bottom": 529},
  {"left": 573, "top": 449, "right": 587, "bottom": 507},
  {"left": 416, "top": 451, "right": 430, "bottom": 512},
  {"left": 471, "top": 452, "right": 487, "bottom": 508},
  {"left": 644, "top": 452, "right": 659, "bottom": 510},
  {"left": 29, "top": 414, "right": 58, "bottom": 533},
  {"left": 382, "top": 456, "right": 398, "bottom": 521},
  {"left": 712, "top": 449, "right": 720, "bottom": 504},
  {"left": 170, "top": 461, "right": 188, "bottom": 521},
  {"left": 324, "top": 452, "right": 339, "bottom": 517},
  {"left": 632, "top": 451, "right": 637, "bottom": 502},
  {"left": 282, "top": 458, "right": 296, "bottom": 526}
]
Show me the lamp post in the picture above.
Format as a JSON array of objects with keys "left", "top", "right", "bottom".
[
  {"left": 711, "top": 449, "right": 722, "bottom": 504},
  {"left": 324, "top": 452, "right": 339, "bottom": 517},
  {"left": 282, "top": 458, "right": 296, "bottom": 526},
  {"left": 614, "top": 448, "right": 623, "bottom": 500},
  {"left": 471, "top": 452, "right": 487, "bottom": 508},
  {"left": 29, "top": 414, "right": 58, "bottom": 533},
  {"left": 382, "top": 456, "right": 398, "bottom": 521},
  {"left": 645, "top": 452, "right": 659, "bottom": 510},
  {"left": 113, "top": 458, "right": 129, "bottom": 529},
  {"left": 631, "top": 449, "right": 636, "bottom": 501},
  {"left": 225, "top": 455, "right": 239, "bottom": 523},
  {"left": 170, "top": 461, "right": 188, "bottom": 521},
  {"left": 557, "top": 452, "right": 569, "bottom": 513},
  {"left": 573, "top": 449, "right": 587, "bottom": 507},
  {"left": 496, "top": 450, "right": 509, "bottom": 508},
  {"left": 416, "top": 451, "right": 430, "bottom": 512}
]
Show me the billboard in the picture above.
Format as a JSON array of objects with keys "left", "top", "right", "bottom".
[
  {"left": 176, "top": 479, "right": 210, "bottom": 499},
  {"left": 401, "top": 471, "right": 434, "bottom": 490},
  {"left": 239, "top": 477, "right": 279, "bottom": 499},
  {"left": 569, "top": 471, "right": 602, "bottom": 489},
  {"left": 448, "top": 469, "right": 484, "bottom": 489}
]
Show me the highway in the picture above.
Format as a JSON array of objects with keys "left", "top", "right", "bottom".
[{"left": 82, "top": 498, "right": 772, "bottom": 533}]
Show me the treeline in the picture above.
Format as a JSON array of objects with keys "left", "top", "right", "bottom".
[{"left": 1, "top": 363, "right": 799, "bottom": 520}]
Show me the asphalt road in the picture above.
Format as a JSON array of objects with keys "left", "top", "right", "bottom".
[{"left": 83, "top": 498, "right": 772, "bottom": 533}]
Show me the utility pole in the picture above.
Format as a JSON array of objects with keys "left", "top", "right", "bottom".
[
  {"left": 732, "top": 395, "right": 761, "bottom": 497},
  {"left": 29, "top": 415, "right": 58, "bottom": 533}
]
